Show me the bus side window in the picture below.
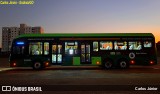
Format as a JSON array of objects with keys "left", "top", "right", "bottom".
[
  {"left": 100, "top": 41, "right": 113, "bottom": 50},
  {"left": 144, "top": 41, "right": 152, "bottom": 48},
  {"left": 44, "top": 42, "right": 49, "bottom": 55},
  {"left": 93, "top": 41, "right": 98, "bottom": 51},
  {"left": 29, "top": 42, "right": 43, "bottom": 55},
  {"left": 129, "top": 41, "right": 142, "bottom": 50},
  {"left": 114, "top": 41, "right": 127, "bottom": 50}
]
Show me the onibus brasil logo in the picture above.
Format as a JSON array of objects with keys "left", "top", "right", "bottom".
[{"left": 2, "top": 86, "right": 42, "bottom": 92}]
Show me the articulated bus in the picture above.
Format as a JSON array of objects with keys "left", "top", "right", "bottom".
[{"left": 9, "top": 33, "right": 157, "bottom": 69}]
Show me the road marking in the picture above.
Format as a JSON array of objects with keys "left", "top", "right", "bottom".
[
  {"left": 0, "top": 68, "right": 14, "bottom": 71},
  {"left": 153, "top": 68, "right": 159, "bottom": 69}
]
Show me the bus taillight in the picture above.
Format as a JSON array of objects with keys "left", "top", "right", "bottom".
[
  {"left": 150, "top": 61, "right": 154, "bottom": 65},
  {"left": 44, "top": 61, "right": 49, "bottom": 67},
  {"left": 130, "top": 60, "right": 135, "bottom": 65},
  {"left": 10, "top": 60, "right": 17, "bottom": 67},
  {"left": 13, "top": 62, "right": 16, "bottom": 67}
]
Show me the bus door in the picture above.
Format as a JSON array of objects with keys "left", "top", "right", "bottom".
[
  {"left": 64, "top": 42, "right": 78, "bottom": 65},
  {"left": 52, "top": 43, "right": 62, "bottom": 64},
  {"left": 81, "top": 44, "right": 91, "bottom": 64}
]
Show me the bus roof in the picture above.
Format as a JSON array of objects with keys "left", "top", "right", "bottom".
[{"left": 17, "top": 33, "right": 154, "bottom": 38}]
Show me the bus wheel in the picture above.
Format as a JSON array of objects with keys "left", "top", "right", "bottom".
[
  {"left": 118, "top": 60, "right": 129, "bottom": 69},
  {"left": 33, "top": 62, "right": 42, "bottom": 70},
  {"left": 104, "top": 61, "right": 113, "bottom": 69}
]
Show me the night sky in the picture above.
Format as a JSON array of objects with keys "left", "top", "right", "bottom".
[{"left": 0, "top": 0, "right": 160, "bottom": 47}]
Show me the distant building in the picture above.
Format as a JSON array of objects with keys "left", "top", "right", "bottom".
[{"left": 2, "top": 24, "right": 44, "bottom": 52}]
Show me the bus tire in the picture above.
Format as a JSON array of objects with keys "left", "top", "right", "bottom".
[
  {"left": 118, "top": 59, "right": 129, "bottom": 69},
  {"left": 103, "top": 60, "right": 113, "bottom": 69},
  {"left": 33, "top": 61, "right": 42, "bottom": 70}
]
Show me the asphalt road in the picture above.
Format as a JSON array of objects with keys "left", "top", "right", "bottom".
[{"left": 0, "top": 57, "right": 160, "bottom": 94}]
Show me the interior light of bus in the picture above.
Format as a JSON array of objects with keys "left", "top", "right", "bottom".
[
  {"left": 16, "top": 42, "right": 24, "bottom": 45},
  {"left": 150, "top": 61, "right": 154, "bottom": 65},
  {"left": 69, "top": 49, "right": 74, "bottom": 55},
  {"left": 130, "top": 60, "right": 135, "bottom": 65}
]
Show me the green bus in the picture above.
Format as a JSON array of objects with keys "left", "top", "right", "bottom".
[{"left": 9, "top": 33, "right": 157, "bottom": 69}]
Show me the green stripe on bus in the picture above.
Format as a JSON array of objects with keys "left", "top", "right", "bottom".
[
  {"left": 92, "top": 57, "right": 101, "bottom": 65},
  {"left": 17, "top": 33, "right": 153, "bottom": 38},
  {"left": 73, "top": 57, "right": 80, "bottom": 65}
]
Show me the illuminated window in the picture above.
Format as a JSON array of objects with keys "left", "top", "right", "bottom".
[
  {"left": 100, "top": 41, "right": 113, "bottom": 50},
  {"left": 86, "top": 45, "right": 90, "bottom": 62},
  {"left": 52, "top": 54, "right": 57, "bottom": 63},
  {"left": 44, "top": 42, "right": 49, "bottom": 55},
  {"left": 93, "top": 41, "right": 98, "bottom": 51},
  {"left": 81, "top": 54, "right": 85, "bottom": 62},
  {"left": 52, "top": 45, "right": 57, "bottom": 54},
  {"left": 57, "top": 54, "right": 62, "bottom": 63},
  {"left": 58, "top": 45, "right": 62, "bottom": 54},
  {"left": 144, "top": 41, "right": 152, "bottom": 48},
  {"left": 65, "top": 42, "right": 78, "bottom": 55},
  {"left": 129, "top": 41, "right": 142, "bottom": 50},
  {"left": 114, "top": 41, "right": 127, "bottom": 50},
  {"left": 29, "top": 42, "right": 43, "bottom": 55},
  {"left": 69, "top": 49, "right": 74, "bottom": 55}
]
